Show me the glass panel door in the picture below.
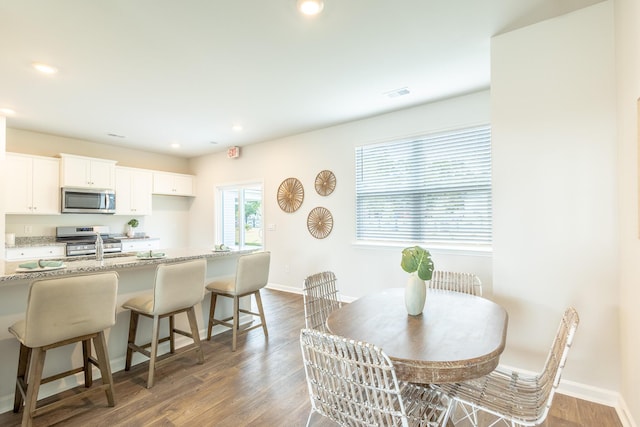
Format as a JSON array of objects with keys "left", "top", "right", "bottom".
[{"left": 218, "top": 183, "right": 263, "bottom": 249}]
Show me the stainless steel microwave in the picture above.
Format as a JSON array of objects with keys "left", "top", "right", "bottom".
[{"left": 61, "top": 187, "right": 116, "bottom": 214}]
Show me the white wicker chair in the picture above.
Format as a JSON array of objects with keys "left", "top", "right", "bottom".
[
  {"left": 303, "top": 271, "right": 341, "bottom": 332},
  {"left": 429, "top": 270, "right": 483, "bottom": 296},
  {"left": 300, "top": 328, "right": 451, "bottom": 427},
  {"left": 435, "top": 307, "right": 579, "bottom": 427}
]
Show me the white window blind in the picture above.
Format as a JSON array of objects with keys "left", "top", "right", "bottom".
[{"left": 355, "top": 125, "right": 492, "bottom": 245}]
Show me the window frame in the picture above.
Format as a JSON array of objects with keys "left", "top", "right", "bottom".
[{"left": 354, "top": 124, "right": 492, "bottom": 249}]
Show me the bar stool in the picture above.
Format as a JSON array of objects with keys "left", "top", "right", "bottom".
[
  {"left": 9, "top": 272, "right": 119, "bottom": 427},
  {"left": 122, "top": 259, "right": 206, "bottom": 388},
  {"left": 206, "top": 251, "right": 270, "bottom": 351}
]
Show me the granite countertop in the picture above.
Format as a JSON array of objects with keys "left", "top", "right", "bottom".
[
  {"left": 0, "top": 247, "right": 255, "bottom": 283},
  {"left": 5, "top": 235, "right": 159, "bottom": 248},
  {"left": 5, "top": 236, "right": 63, "bottom": 248}
]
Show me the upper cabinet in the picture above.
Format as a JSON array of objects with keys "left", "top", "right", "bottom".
[
  {"left": 59, "top": 153, "right": 116, "bottom": 189},
  {"left": 115, "top": 167, "right": 153, "bottom": 216},
  {"left": 152, "top": 171, "right": 195, "bottom": 196},
  {"left": 5, "top": 153, "right": 61, "bottom": 215}
]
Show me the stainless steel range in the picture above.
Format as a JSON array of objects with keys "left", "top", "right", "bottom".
[{"left": 56, "top": 226, "right": 122, "bottom": 257}]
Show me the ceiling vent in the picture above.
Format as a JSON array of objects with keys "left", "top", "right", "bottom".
[{"left": 385, "top": 87, "right": 410, "bottom": 98}]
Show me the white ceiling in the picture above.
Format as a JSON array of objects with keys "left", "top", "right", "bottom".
[{"left": 0, "top": 0, "right": 602, "bottom": 158}]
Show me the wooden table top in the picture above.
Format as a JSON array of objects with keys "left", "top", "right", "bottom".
[{"left": 326, "top": 288, "right": 508, "bottom": 384}]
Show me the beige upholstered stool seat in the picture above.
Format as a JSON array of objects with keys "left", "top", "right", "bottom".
[
  {"left": 9, "top": 272, "right": 119, "bottom": 427},
  {"left": 206, "top": 251, "right": 271, "bottom": 351},
  {"left": 122, "top": 259, "right": 206, "bottom": 388},
  {"left": 122, "top": 294, "right": 155, "bottom": 313},
  {"left": 207, "top": 276, "right": 236, "bottom": 293}
]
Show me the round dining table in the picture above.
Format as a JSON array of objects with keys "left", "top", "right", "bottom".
[{"left": 326, "top": 288, "right": 508, "bottom": 384}]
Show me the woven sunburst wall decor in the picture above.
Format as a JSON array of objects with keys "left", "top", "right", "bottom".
[
  {"left": 307, "top": 207, "right": 333, "bottom": 239},
  {"left": 277, "top": 177, "right": 304, "bottom": 213},
  {"left": 314, "top": 170, "right": 336, "bottom": 196}
]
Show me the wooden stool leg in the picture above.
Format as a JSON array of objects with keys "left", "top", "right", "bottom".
[
  {"left": 22, "top": 347, "right": 46, "bottom": 427},
  {"left": 13, "top": 344, "right": 30, "bottom": 413},
  {"left": 254, "top": 290, "right": 268, "bottom": 337},
  {"left": 207, "top": 293, "right": 218, "bottom": 340},
  {"left": 93, "top": 331, "right": 116, "bottom": 406},
  {"left": 186, "top": 307, "right": 204, "bottom": 364},
  {"left": 82, "top": 339, "right": 93, "bottom": 387},
  {"left": 125, "top": 311, "right": 139, "bottom": 371},
  {"left": 169, "top": 315, "right": 176, "bottom": 353},
  {"left": 147, "top": 315, "right": 161, "bottom": 388},
  {"left": 232, "top": 295, "right": 239, "bottom": 351}
]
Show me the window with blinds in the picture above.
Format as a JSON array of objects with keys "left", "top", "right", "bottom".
[{"left": 355, "top": 125, "right": 492, "bottom": 246}]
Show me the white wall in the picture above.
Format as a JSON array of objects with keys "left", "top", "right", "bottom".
[
  {"left": 189, "top": 91, "right": 493, "bottom": 300},
  {"left": 0, "top": 117, "right": 5, "bottom": 261},
  {"left": 615, "top": 0, "right": 640, "bottom": 422},
  {"left": 492, "top": 0, "right": 619, "bottom": 396}
]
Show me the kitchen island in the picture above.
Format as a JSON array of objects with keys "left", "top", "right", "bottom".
[{"left": 0, "top": 248, "right": 256, "bottom": 413}]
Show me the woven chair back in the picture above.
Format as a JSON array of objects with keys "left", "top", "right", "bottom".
[
  {"left": 300, "top": 328, "right": 411, "bottom": 426},
  {"left": 533, "top": 307, "right": 580, "bottom": 421},
  {"left": 430, "top": 270, "right": 483, "bottom": 296},
  {"left": 303, "top": 271, "right": 341, "bottom": 332}
]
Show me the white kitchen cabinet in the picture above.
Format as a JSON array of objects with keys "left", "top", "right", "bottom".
[
  {"left": 152, "top": 171, "right": 195, "bottom": 196},
  {"left": 5, "top": 245, "right": 66, "bottom": 261},
  {"left": 5, "top": 153, "right": 61, "bottom": 214},
  {"left": 59, "top": 153, "right": 116, "bottom": 189},
  {"left": 115, "top": 167, "right": 153, "bottom": 216},
  {"left": 121, "top": 239, "right": 161, "bottom": 252}
]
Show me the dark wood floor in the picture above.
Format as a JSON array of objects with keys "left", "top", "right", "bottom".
[{"left": 0, "top": 289, "right": 622, "bottom": 426}]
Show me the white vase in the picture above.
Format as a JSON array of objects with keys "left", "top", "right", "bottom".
[
  {"left": 405, "top": 273, "right": 426, "bottom": 316},
  {"left": 127, "top": 225, "right": 136, "bottom": 238}
]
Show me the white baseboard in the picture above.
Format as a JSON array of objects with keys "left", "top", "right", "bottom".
[
  {"left": 266, "top": 282, "right": 357, "bottom": 302},
  {"left": 558, "top": 379, "right": 635, "bottom": 427}
]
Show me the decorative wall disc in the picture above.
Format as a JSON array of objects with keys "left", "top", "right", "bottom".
[
  {"left": 277, "top": 177, "right": 304, "bottom": 213},
  {"left": 307, "top": 207, "right": 333, "bottom": 239},
  {"left": 315, "top": 170, "right": 336, "bottom": 196}
]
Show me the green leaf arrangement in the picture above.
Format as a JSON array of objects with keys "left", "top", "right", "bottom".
[{"left": 400, "top": 246, "right": 434, "bottom": 281}]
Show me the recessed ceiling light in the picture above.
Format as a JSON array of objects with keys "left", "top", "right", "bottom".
[
  {"left": 32, "top": 62, "right": 58, "bottom": 75},
  {"left": 232, "top": 124, "right": 243, "bottom": 132},
  {"left": 170, "top": 143, "right": 181, "bottom": 149},
  {"left": 0, "top": 108, "right": 16, "bottom": 116},
  {"left": 297, "top": 0, "right": 324, "bottom": 15}
]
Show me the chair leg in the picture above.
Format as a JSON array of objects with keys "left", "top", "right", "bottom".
[
  {"left": 207, "top": 293, "right": 218, "bottom": 340},
  {"left": 93, "top": 331, "right": 116, "bottom": 407},
  {"left": 82, "top": 339, "right": 92, "bottom": 387},
  {"left": 147, "top": 315, "right": 161, "bottom": 388},
  {"left": 186, "top": 306, "right": 205, "bottom": 364},
  {"left": 22, "top": 347, "right": 46, "bottom": 427},
  {"left": 254, "top": 290, "right": 268, "bottom": 337},
  {"left": 232, "top": 295, "right": 239, "bottom": 352},
  {"left": 13, "top": 344, "right": 30, "bottom": 413},
  {"left": 169, "top": 315, "right": 176, "bottom": 354},
  {"left": 125, "top": 311, "right": 139, "bottom": 371}
]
